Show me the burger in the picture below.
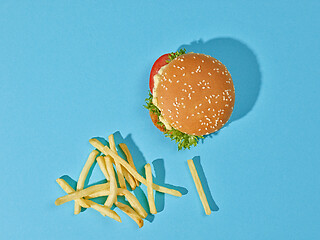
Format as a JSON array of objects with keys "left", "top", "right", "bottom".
[{"left": 144, "top": 49, "right": 235, "bottom": 150}]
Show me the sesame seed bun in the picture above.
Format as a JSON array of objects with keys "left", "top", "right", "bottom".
[{"left": 154, "top": 52, "right": 235, "bottom": 136}]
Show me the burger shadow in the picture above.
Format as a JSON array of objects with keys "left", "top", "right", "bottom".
[
  {"left": 191, "top": 156, "right": 219, "bottom": 212},
  {"left": 178, "top": 38, "right": 262, "bottom": 137}
]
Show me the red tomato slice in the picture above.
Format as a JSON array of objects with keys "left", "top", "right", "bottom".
[{"left": 149, "top": 53, "right": 170, "bottom": 93}]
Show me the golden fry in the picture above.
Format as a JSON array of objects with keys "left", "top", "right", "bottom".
[
  {"left": 115, "top": 201, "right": 143, "bottom": 228},
  {"left": 104, "top": 156, "right": 117, "bottom": 208},
  {"left": 187, "top": 159, "right": 211, "bottom": 215},
  {"left": 122, "top": 168, "right": 137, "bottom": 190},
  {"left": 109, "top": 134, "right": 126, "bottom": 189},
  {"left": 145, "top": 163, "right": 157, "bottom": 214},
  {"left": 119, "top": 143, "right": 140, "bottom": 186},
  {"left": 74, "top": 150, "right": 100, "bottom": 214},
  {"left": 96, "top": 156, "right": 110, "bottom": 180}
]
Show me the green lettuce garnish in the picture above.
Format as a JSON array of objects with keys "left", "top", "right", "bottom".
[
  {"left": 166, "top": 49, "right": 187, "bottom": 63},
  {"left": 144, "top": 91, "right": 203, "bottom": 150}
]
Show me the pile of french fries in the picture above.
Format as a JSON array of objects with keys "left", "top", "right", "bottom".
[{"left": 55, "top": 134, "right": 182, "bottom": 228}]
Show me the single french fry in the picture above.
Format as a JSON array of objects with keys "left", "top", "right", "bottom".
[
  {"left": 96, "top": 156, "right": 110, "bottom": 181},
  {"left": 104, "top": 156, "right": 117, "bottom": 208},
  {"left": 86, "top": 189, "right": 110, "bottom": 199},
  {"left": 89, "top": 138, "right": 182, "bottom": 197},
  {"left": 74, "top": 150, "right": 100, "bottom": 215},
  {"left": 119, "top": 143, "right": 140, "bottom": 186},
  {"left": 108, "top": 134, "right": 126, "bottom": 189},
  {"left": 122, "top": 168, "right": 137, "bottom": 190},
  {"left": 145, "top": 163, "right": 157, "bottom": 214},
  {"left": 120, "top": 189, "right": 148, "bottom": 218},
  {"left": 115, "top": 201, "right": 144, "bottom": 228},
  {"left": 187, "top": 159, "right": 211, "bottom": 215},
  {"left": 90, "top": 201, "right": 121, "bottom": 222},
  {"left": 86, "top": 188, "right": 148, "bottom": 219},
  {"left": 56, "top": 179, "right": 121, "bottom": 222},
  {"left": 55, "top": 183, "right": 110, "bottom": 206}
]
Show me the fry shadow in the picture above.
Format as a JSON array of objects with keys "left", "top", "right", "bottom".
[{"left": 192, "top": 156, "right": 219, "bottom": 212}]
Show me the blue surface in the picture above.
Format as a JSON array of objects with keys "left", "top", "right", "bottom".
[{"left": 1, "top": 1, "right": 320, "bottom": 239}]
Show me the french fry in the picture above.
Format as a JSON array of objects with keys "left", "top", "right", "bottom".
[
  {"left": 145, "top": 163, "right": 157, "bottom": 214},
  {"left": 122, "top": 168, "right": 137, "bottom": 190},
  {"left": 108, "top": 138, "right": 136, "bottom": 189},
  {"left": 96, "top": 156, "right": 110, "bottom": 181},
  {"left": 90, "top": 202, "right": 121, "bottom": 222},
  {"left": 86, "top": 189, "right": 110, "bottom": 199},
  {"left": 56, "top": 179, "right": 121, "bottom": 222},
  {"left": 115, "top": 201, "right": 144, "bottom": 228},
  {"left": 109, "top": 134, "right": 126, "bottom": 189},
  {"left": 187, "top": 159, "right": 211, "bottom": 215},
  {"left": 120, "top": 189, "right": 148, "bottom": 218},
  {"left": 74, "top": 150, "right": 100, "bottom": 214},
  {"left": 119, "top": 143, "right": 140, "bottom": 186},
  {"left": 55, "top": 183, "right": 110, "bottom": 206},
  {"left": 104, "top": 156, "right": 117, "bottom": 208},
  {"left": 89, "top": 138, "right": 182, "bottom": 197},
  {"left": 56, "top": 178, "right": 90, "bottom": 208},
  {"left": 85, "top": 188, "right": 148, "bottom": 219}
]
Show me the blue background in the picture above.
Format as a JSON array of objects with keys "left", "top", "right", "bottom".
[{"left": 1, "top": 1, "right": 319, "bottom": 239}]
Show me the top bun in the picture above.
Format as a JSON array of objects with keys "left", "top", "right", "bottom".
[{"left": 154, "top": 53, "right": 235, "bottom": 136}]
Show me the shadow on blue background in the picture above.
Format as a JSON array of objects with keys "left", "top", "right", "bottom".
[
  {"left": 59, "top": 131, "right": 187, "bottom": 222},
  {"left": 179, "top": 38, "right": 262, "bottom": 129},
  {"left": 192, "top": 156, "right": 219, "bottom": 212}
]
